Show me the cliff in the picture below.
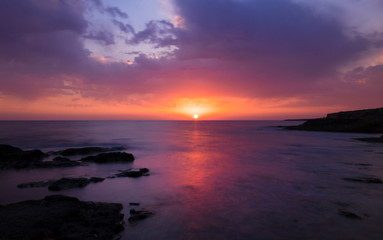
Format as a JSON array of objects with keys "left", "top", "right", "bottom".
[{"left": 285, "top": 107, "right": 383, "bottom": 133}]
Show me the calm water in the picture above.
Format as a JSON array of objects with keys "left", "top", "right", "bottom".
[{"left": 1, "top": 120, "right": 383, "bottom": 240}]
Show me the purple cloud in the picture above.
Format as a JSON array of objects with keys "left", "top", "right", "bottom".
[
  {"left": 0, "top": 0, "right": 382, "bottom": 112},
  {"left": 105, "top": 6, "right": 128, "bottom": 19},
  {"left": 84, "top": 31, "right": 115, "bottom": 45}
]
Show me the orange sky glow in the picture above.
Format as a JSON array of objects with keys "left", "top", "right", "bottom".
[{"left": 0, "top": 0, "right": 382, "bottom": 120}]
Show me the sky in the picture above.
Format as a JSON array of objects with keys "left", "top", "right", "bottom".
[{"left": 0, "top": 0, "right": 382, "bottom": 120}]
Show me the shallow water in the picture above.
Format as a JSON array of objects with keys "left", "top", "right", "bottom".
[{"left": 1, "top": 120, "right": 383, "bottom": 240}]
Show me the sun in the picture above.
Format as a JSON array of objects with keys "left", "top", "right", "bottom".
[{"left": 193, "top": 114, "right": 199, "bottom": 119}]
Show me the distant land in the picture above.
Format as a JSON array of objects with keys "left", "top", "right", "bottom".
[{"left": 285, "top": 107, "right": 383, "bottom": 134}]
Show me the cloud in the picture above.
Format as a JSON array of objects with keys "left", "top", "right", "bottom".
[
  {"left": 84, "top": 30, "right": 115, "bottom": 45},
  {"left": 128, "top": 20, "right": 176, "bottom": 47},
  {"left": 0, "top": 0, "right": 382, "bottom": 114},
  {"left": 112, "top": 20, "right": 135, "bottom": 34},
  {"left": 105, "top": 6, "right": 128, "bottom": 19}
]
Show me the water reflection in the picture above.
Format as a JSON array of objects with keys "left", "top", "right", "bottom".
[{"left": 1, "top": 121, "right": 383, "bottom": 240}]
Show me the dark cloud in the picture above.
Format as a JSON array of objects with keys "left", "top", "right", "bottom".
[
  {"left": 112, "top": 20, "right": 135, "bottom": 34},
  {"left": 88, "top": 0, "right": 128, "bottom": 19},
  {"left": 128, "top": 20, "right": 176, "bottom": 47},
  {"left": 84, "top": 31, "right": 115, "bottom": 45},
  {"left": 0, "top": 0, "right": 93, "bottom": 98},
  {"left": 172, "top": 0, "right": 370, "bottom": 83},
  {"left": 105, "top": 6, "right": 128, "bottom": 19}
]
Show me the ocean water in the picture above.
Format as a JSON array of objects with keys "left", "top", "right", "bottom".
[{"left": 0, "top": 120, "right": 383, "bottom": 240}]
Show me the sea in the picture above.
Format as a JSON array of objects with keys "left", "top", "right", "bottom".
[{"left": 0, "top": 120, "right": 383, "bottom": 240}]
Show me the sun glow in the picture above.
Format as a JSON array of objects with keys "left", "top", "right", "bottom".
[{"left": 193, "top": 114, "right": 199, "bottom": 119}]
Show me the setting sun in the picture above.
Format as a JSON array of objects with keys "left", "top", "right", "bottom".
[{"left": 193, "top": 114, "right": 199, "bottom": 119}]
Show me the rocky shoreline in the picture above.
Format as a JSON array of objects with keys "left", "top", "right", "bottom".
[
  {"left": 0, "top": 145, "right": 135, "bottom": 170},
  {"left": 0, "top": 144, "right": 153, "bottom": 239},
  {"left": 0, "top": 195, "right": 125, "bottom": 240},
  {"left": 284, "top": 107, "right": 383, "bottom": 134}
]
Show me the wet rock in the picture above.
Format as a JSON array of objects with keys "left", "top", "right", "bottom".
[
  {"left": 0, "top": 144, "right": 48, "bottom": 169},
  {"left": 44, "top": 156, "right": 81, "bottom": 167},
  {"left": 0, "top": 145, "right": 83, "bottom": 169},
  {"left": 89, "top": 177, "right": 105, "bottom": 183},
  {"left": 55, "top": 146, "right": 125, "bottom": 156},
  {"left": 285, "top": 107, "right": 383, "bottom": 133},
  {"left": 354, "top": 135, "right": 383, "bottom": 143},
  {"left": 17, "top": 180, "right": 53, "bottom": 189},
  {"left": 115, "top": 168, "right": 150, "bottom": 178},
  {"left": 128, "top": 208, "right": 153, "bottom": 222},
  {"left": 331, "top": 201, "right": 351, "bottom": 207},
  {"left": 343, "top": 177, "right": 383, "bottom": 184},
  {"left": 0, "top": 195, "right": 124, "bottom": 240},
  {"left": 19, "top": 177, "right": 105, "bottom": 190},
  {"left": 48, "top": 177, "right": 91, "bottom": 191},
  {"left": 339, "top": 210, "right": 362, "bottom": 220},
  {"left": 81, "top": 152, "right": 134, "bottom": 163}
]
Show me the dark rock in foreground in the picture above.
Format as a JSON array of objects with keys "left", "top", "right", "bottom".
[
  {"left": 81, "top": 152, "right": 135, "bottom": 163},
  {"left": 48, "top": 178, "right": 91, "bottom": 191},
  {"left": 0, "top": 145, "right": 82, "bottom": 169},
  {"left": 55, "top": 146, "right": 125, "bottom": 156},
  {"left": 0, "top": 144, "right": 48, "bottom": 169},
  {"left": 339, "top": 210, "right": 362, "bottom": 220},
  {"left": 128, "top": 208, "right": 153, "bottom": 223},
  {"left": 0, "top": 195, "right": 124, "bottom": 240},
  {"left": 18, "top": 177, "right": 105, "bottom": 191},
  {"left": 48, "top": 177, "right": 105, "bottom": 191},
  {"left": 17, "top": 180, "right": 53, "bottom": 189},
  {"left": 115, "top": 168, "right": 150, "bottom": 178},
  {"left": 285, "top": 107, "right": 383, "bottom": 133},
  {"left": 354, "top": 135, "right": 383, "bottom": 143},
  {"left": 343, "top": 177, "right": 383, "bottom": 184}
]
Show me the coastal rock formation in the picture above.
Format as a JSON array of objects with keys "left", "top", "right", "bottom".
[
  {"left": 354, "top": 135, "right": 383, "bottom": 143},
  {"left": 285, "top": 107, "right": 383, "bottom": 133},
  {"left": 0, "top": 195, "right": 124, "bottom": 240},
  {"left": 0, "top": 144, "right": 47, "bottom": 169},
  {"left": 128, "top": 208, "right": 153, "bottom": 223},
  {"left": 17, "top": 180, "right": 53, "bottom": 189},
  {"left": 343, "top": 177, "right": 383, "bottom": 184},
  {"left": 339, "top": 210, "right": 362, "bottom": 220},
  {"left": 81, "top": 152, "right": 135, "bottom": 163},
  {"left": 48, "top": 177, "right": 105, "bottom": 191},
  {"left": 54, "top": 146, "right": 125, "bottom": 156},
  {"left": 48, "top": 177, "right": 92, "bottom": 191},
  {"left": 115, "top": 168, "right": 150, "bottom": 178},
  {"left": 0, "top": 145, "right": 83, "bottom": 169},
  {"left": 18, "top": 177, "right": 105, "bottom": 190}
]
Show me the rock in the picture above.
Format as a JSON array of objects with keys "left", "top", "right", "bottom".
[
  {"left": 48, "top": 177, "right": 91, "bottom": 191},
  {"left": 0, "top": 195, "right": 124, "bottom": 240},
  {"left": 285, "top": 107, "right": 383, "bottom": 133},
  {"left": 115, "top": 168, "right": 150, "bottom": 178},
  {"left": 0, "top": 145, "right": 83, "bottom": 169},
  {"left": 354, "top": 135, "right": 383, "bottom": 143},
  {"left": 339, "top": 210, "right": 362, "bottom": 220},
  {"left": 343, "top": 177, "right": 383, "bottom": 184},
  {"left": 44, "top": 157, "right": 81, "bottom": 168},
  {"left": 17, "top": 180, "right": 53, "bottom": 189},
  {"left": 129, "top": 202, "right": 140, "bottom": 206},
  {"left": 0, "top": 144, "right": 48, "bottom": 169},
  {"left": 0, "top": 144, "right": 47, "bottom": 162},
  {"left": 55, "top": 146, "right": 125, "bottom": 156},
  {"left": 128, "top": 208, "right": 153, "bottom": 222},
  {"left": 90, "top": 177, "right": 105, "bottom": 183},
  {"left": 81, "top": 152, "right": 135, "bottom": 163},
  {"left": 19, "top": 177, "right": 105, "bottom": 190}
]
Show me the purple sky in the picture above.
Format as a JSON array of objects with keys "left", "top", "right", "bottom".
[{"left": 0, "top": 0, "right": 382, "bottom": 119}]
